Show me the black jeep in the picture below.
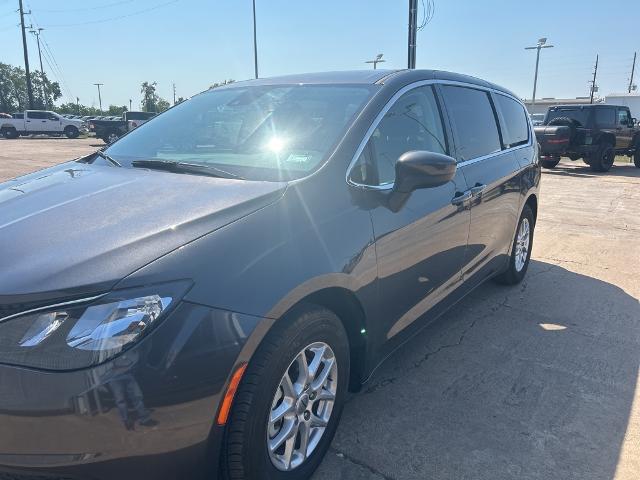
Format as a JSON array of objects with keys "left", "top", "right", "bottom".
[{"left": 534, "top": 104, "right": 640, "bottom": 172}]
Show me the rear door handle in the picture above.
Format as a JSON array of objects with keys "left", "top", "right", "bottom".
[
  {"left": 451, "top": 191, "right": 472, "bottom": 206},
  {"left": 470, "top": 184, "right": 486, "bottom": 197}
]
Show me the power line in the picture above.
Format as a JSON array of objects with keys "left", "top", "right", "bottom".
[
  {"left": 40, "top": 0, "right": 179, "bottom": 28},
  {"left": 417, "top": 0, "right": 435, "bottom": 31},
  {"left": 36, "top": 0, "right": 135, "bottom": 13}
]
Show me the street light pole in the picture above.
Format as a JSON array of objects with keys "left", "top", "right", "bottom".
[
  {"left": 252, "top": 0, "right": 259, "bottom": 79},
  {"left": 525, "top": 38, "right": 554, "bottom": 105},
  {"left": 93, "top": 83, "right": 104, "bottom": 113},
  {"left": 365, "top": 54, "right": 386, "bottom": 70},
  {"left": 407, "top": 0, "right": 418, "bottom": 69}
]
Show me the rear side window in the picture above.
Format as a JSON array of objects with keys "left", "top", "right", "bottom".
[
  {"left": 595, "top": 108, "right": 615, "bottom": 127},
  {"left": 495, "top": 94, "right": 529, "bottom": 148},
  {"left": 440, "top": 86, "right": 501, "bottom": 161},
  {"left": 26, "top": 111, "right": 47, "bottom": 120}
]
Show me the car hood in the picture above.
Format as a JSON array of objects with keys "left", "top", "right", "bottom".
[{"left": 0, "top": 162, "right": 286, "bottom": 304}]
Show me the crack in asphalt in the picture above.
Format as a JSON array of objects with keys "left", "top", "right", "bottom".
[
  {"left": 362, "top": 314, "right": 481, "bottom": 396},
  {"left": 329, "top": 447, "right": 396, "bottom": 480}
]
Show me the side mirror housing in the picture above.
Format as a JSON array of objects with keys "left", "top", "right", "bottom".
[{"left": 394, "top": 151, "right": 457, "bottom": 193}]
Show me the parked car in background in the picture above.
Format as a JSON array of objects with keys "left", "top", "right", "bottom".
[
  {"left": 535, "top": 104, "right": 640, "bottom": 171},
  {"left": 0, "top": 70, "right": 539, "bottom": 480},
  {"left": 89, "top": 110, "right": 156, "bottom": 143},
  {"left": 0, "top": 113, "right": 11, "bottom": 119},
  {"left": 0, "top": 110, "right": 86, "bottom": 139},
  {"left": 529, "top": 113, "right": 545, "bottom": 126}
]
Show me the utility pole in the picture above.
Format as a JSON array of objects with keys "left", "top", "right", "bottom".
[
  {"left": 29, "top": 28, "right": 44, "bottom": 74},
  {"left": 129, "top": 99, "right": 132, "bottom": 111},
  {"left": 76, "top": 97, "right": 80, "bottom": 115},
  {"left": 29, "top": 28, "right": 45, "bottom": 108},
  {"left": 629, "top": 52, "right": 637, "bottom": 93},
  {"left": 252, "top": 0, "right": 259, "bottom": 78},
  {"left": 18, "top": 0, "right": 34, "bottom": 109},
  {"left": 365, "top": 54, "right": 385, "bottom": 70},
  {"left": 173, "top": 82, "right": 177, "bottom": 105},
  {"left": 407, "top": 0, "right": 418, "bottom": 69},
  {"left": 589, "top": 54, "right": 599, "bottom": 104},
  {"left": 525, "top": 38, "right": 554, "bottom": 105},
  {"left": 93, "top": 83, "right": 104, "bottom": 112}
]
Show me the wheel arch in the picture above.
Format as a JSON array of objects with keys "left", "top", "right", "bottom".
[
  {"left": 597, "top": 131, "right": 616, "bottom": 146},
  {"left": 295, "top": 287, "right": 369, "bottom": 392},
  {"left": 524, "top": 193, "right": 538, "bottom": 224}
]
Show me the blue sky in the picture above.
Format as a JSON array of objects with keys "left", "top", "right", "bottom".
[{"left": 1, "top": 0, "right": 638, "bottom": 109}]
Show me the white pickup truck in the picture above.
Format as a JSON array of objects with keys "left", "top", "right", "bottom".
[{"left": 1, "top": 110, "right": 86, "bottom": 139}]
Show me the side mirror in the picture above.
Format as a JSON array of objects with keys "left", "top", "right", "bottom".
[
  {"left": 394, "top": 150, "right": 457, "bottom": 193},
  {"left": 632, "top": 118, "right": 637, "bottom": 126}
]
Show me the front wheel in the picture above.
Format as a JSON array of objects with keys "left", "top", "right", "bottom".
[
  {"left": 634, "top": 150, "right": 640, "bottom": 168},
  {"left": 2, "top": 128, "right": 18, "bottom": 139},
  {"left": 494, "top": 204, "right": 535, "bottom": 285},
  {"left": 64, "top": 126, "right": 79, "bottom": 139},
  {"left": 221, "top": 305, "right": 349, "bottom": 480}
]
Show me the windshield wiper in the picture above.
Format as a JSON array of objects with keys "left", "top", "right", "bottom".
[
  {"left": 95, "top": 150, "right": 122, "bottom": 167},
  {"left": 131, "top": 159, "right": 245, "bottom": 180}
]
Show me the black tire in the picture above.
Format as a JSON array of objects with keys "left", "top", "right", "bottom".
[
  {"left": 64, "top": 126, "right": 79, "bottom": 139},
  {"left": 540, "top": 158, "right": 560, "bottom": 169},
  {"left": 634, "top": 150, "right": 640, "bottom": 168},
  {"left": 589, "top": 142, "right": 615, "bottom": 172},
  {"left": 221, "top": 305, "right": 350, "bottom": 480},
  {"left": 2, "top": 128, "right": 18, "bottom": 139},
  {"left": 494, "top": 204, "right": 535, "bottom": 285}
]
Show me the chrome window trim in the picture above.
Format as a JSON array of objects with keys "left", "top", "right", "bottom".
[
  {"left": 0, "top": 294, "right": 106, "bottom": 324},
  {"left": 346, "top": 79, "right": 533, "bottom": 190}
]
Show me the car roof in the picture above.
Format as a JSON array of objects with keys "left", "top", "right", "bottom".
[
  {"left": 550, "top": 104, "right": 626, "bottom": 109},
  {"left": 217, "top": 69, "right": 518, "bottom": 98}
]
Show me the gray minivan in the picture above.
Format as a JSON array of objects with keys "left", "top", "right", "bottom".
[{"left": 0, "top": 69, "right": 540, "bottom": 480}]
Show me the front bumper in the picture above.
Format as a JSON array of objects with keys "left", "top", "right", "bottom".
[{"left": 0, "top": 302, "right": 263, "bottom": 480}]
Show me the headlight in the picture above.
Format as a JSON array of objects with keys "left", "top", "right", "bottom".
[{"left": 0, "top": 282, "right": 190, "bottom": 370}]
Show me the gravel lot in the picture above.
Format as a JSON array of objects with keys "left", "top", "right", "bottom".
[{"left": 1, "top": 137, "right": 639, "bottom": 480}]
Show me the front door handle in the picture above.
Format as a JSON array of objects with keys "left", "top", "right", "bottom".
[
  {"left": 451, "top": 190, "right": 472, "bottom": 206},
  {"left": 470, "top": 184, "right": 486, "bottom": 197}
]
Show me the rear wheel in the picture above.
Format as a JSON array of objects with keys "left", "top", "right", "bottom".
[
  {"left": 494, "top": 204, "right": 535, "bottom": 285},
  {"left": 64, "top": 126, "right": 79, "bottom": 139},
  {"left": 589, "top": 143, "right": 615, "bottom": 172},
  {"left": 540, "top": 157, "right": 560, "bottom": 169},
  {"left": 634, "top": 150, "right": 640, "bottom": 168},
  {"left": 221, "top": 305, "right": 349, "bottom": 480}
]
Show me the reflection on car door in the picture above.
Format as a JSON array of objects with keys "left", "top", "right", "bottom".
[
  {"left": 438, "top": 85, "right": 523, "bottom": 285},
  {"left": 349, "top": 84, "right": 471, "bottom": 343}
]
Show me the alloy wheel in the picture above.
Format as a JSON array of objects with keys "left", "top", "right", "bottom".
[
  {"left": 514, "top": 217, "right": 530, "bottom": 272},
  {"left": 266, "top": 342, "right": 338, "bottom": 471}
]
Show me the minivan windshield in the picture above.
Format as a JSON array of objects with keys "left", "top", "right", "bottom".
[
  {"left": 105, "top": 84, "right": 376, "bottom": 181},
  {"left": 546, "top": 108, "right": 589, "bottom": 126}
]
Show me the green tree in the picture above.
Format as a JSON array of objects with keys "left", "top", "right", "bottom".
[
  {"left": 56, "top": 102, "right": 101, "bottom": 116},
  {"left": 140, "top": 81, "right": 171, "bottom": 113},
  {"left": 0, "top": 62, "right": 61, "bottom": 112},
  {"left": 107, "top": 105, "right": 128, "bottom": 116}
]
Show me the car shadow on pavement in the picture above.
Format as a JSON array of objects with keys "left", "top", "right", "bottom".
[
  {"left": 314, "top": 260, "right": 640, "bottom": 480},
  {"left": 543, "top": 162, "right": 640, "bottom": 179}
]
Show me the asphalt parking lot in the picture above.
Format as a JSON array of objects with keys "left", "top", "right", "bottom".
[{"left": 1, "top": 138, "right": 639, "bottom": 480}]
